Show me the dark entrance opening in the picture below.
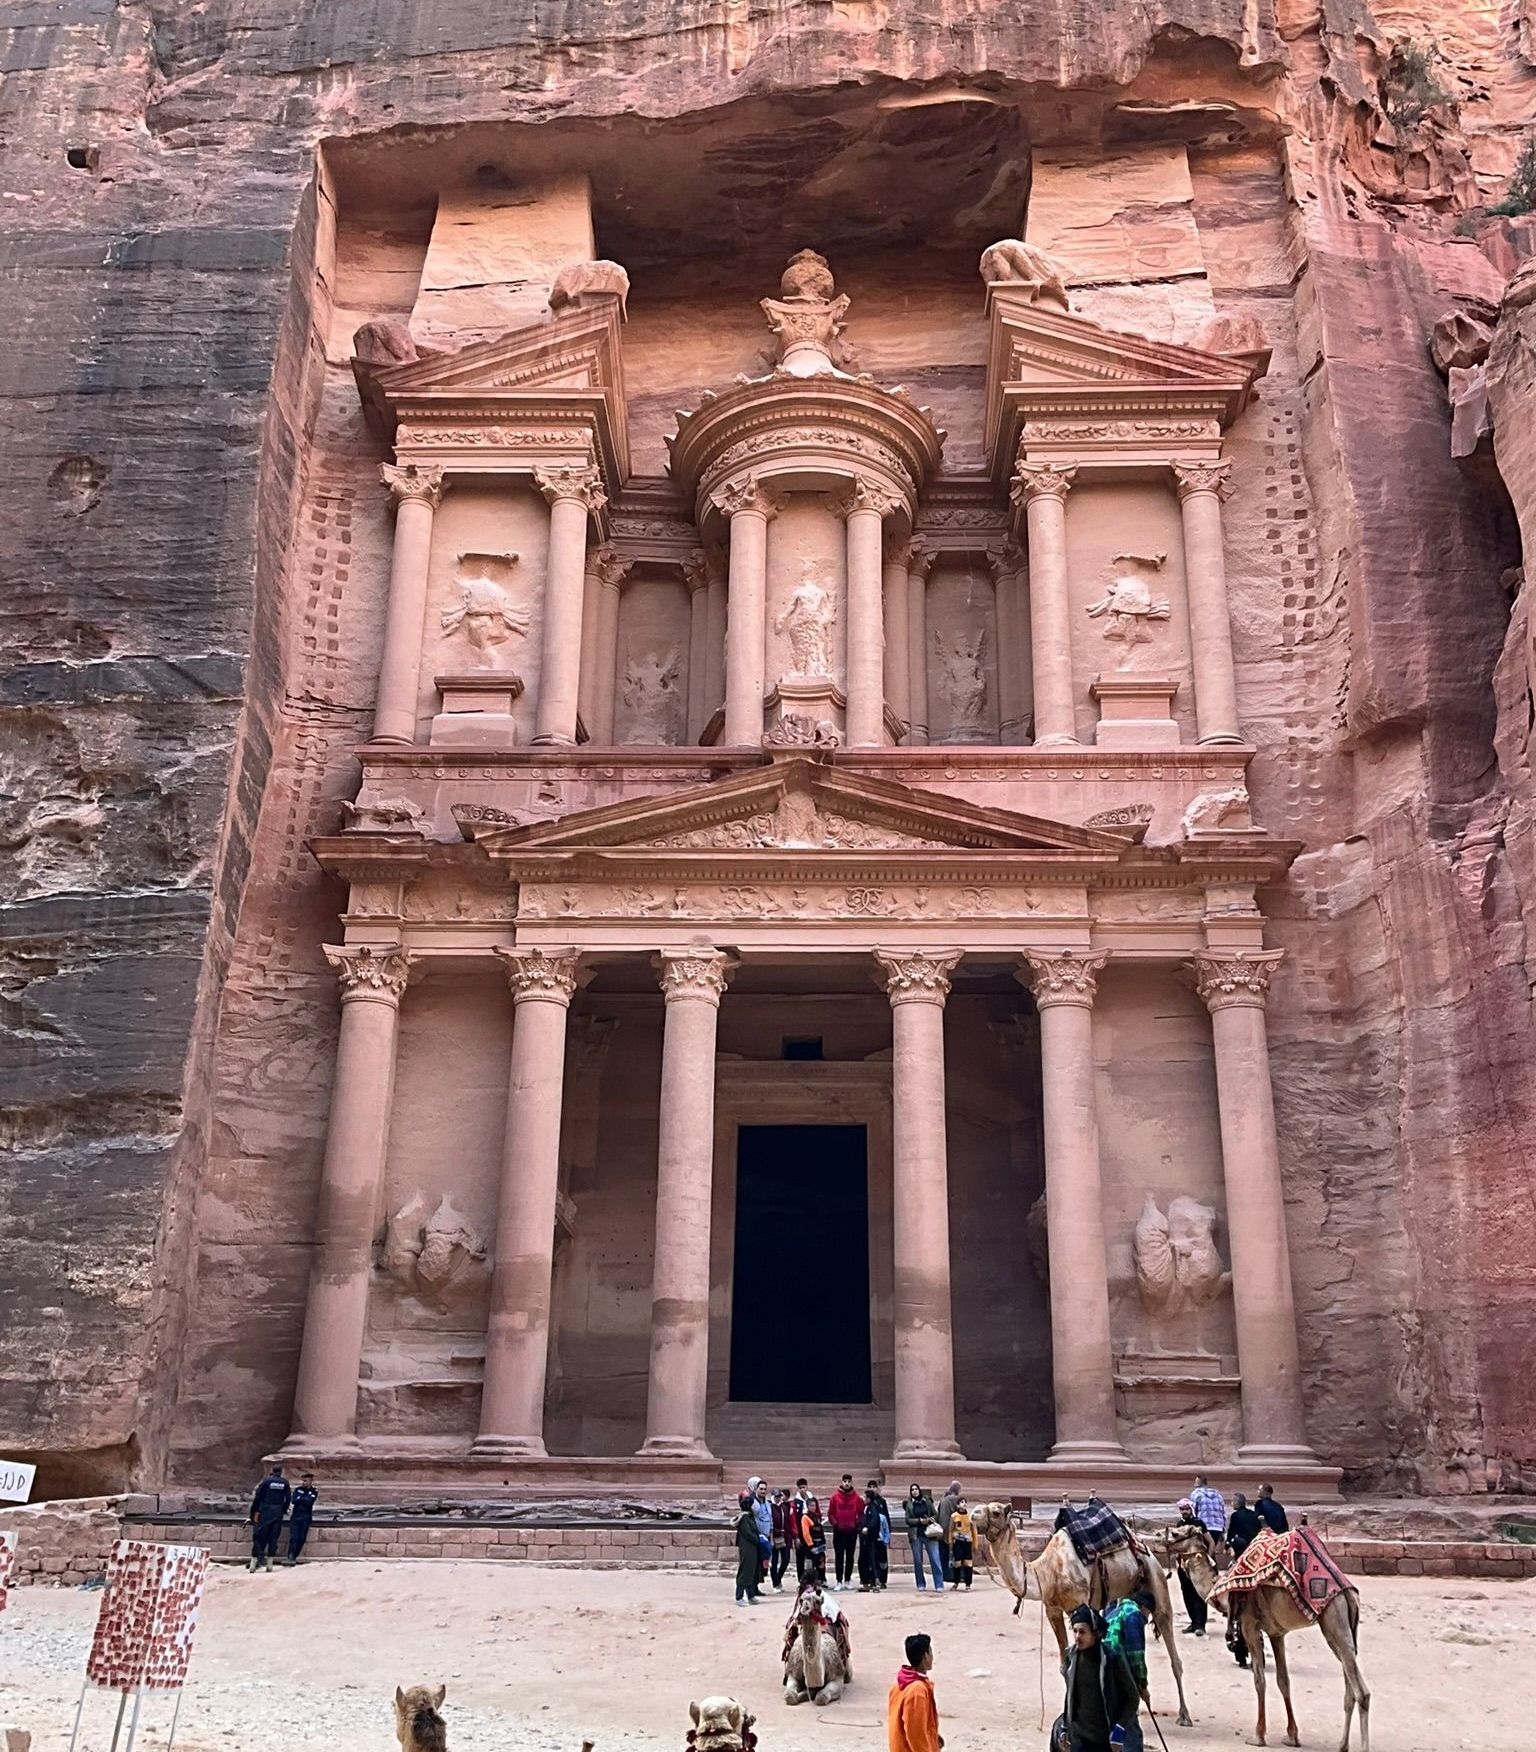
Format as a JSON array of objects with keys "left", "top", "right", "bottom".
[{"left": 729, "top": 1124, "right": 871, "bottom": 1402}]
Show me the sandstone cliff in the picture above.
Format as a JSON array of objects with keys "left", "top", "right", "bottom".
[{"left": 1, "top": 0, "right": 1533, "bottom": 1493}]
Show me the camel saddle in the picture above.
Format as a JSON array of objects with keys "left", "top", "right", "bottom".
[
  {"left": 1210, "top": 1527, "right": 1352, "bottom": 1621},
  {"left": 781, "top": 1601, "right": 852, "bottom": 1670},
  {"left": 1056, "top": 1498, "right": 1133, "bottom": 1563}
]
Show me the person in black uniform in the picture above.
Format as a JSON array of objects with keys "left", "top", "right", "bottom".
[
  {"left": 285, "top": 1473, "right": 318, "bottom": 1565},
  {"left": 248, "top": 1464, "right": 291, "bottom": 1573}
]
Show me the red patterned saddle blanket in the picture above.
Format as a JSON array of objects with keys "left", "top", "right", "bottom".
[{"left": 1211, "top": 1527, "right": 1352, "bottom": 1621}]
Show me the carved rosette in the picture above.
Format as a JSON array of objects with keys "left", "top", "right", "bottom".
[
  {"left": 497, "top": 946, "right": 586, "bottom": 1005},
  {"left": 534, "top": 465, "right": 607, "bottom": 512},
  {"left": 832, "top": 477, "right": 903, "bottom": 521},
  {"left": 709, "top": 475, "right": 783, "bottom": 521},
  {"left": 1173, "top": 461, "right": 1234, "bottom": 503},
  {"left": 874, "top": 948, "right": 962, "bottom": 1006},
  {"left": 657, "top": 948, "right": 735, "bottom": 1005},
  {"left": 1189, "top": 948, "right": 1284, "bottom": 1011},
  {"left": 381, "top": 461, "right": 446, "bottom": 509},
  {"left": 324, "top": 943, "right": 414, "bottom": 1005},
  {"left": 1018, "top": 948, "right": 1109, "bottom": 1009},
  {"left": 1010, "top": 462, "right": 1078, "bottom": 507}
]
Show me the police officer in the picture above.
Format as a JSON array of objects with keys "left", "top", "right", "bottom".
[
  {"left": 248, "top": 1463, "right": 291, "bottom": 1573},
  {"left": 285, "top": 1473, "right": 318, "bottom": 1565}
]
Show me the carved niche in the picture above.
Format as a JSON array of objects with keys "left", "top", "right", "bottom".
[
  {"left": 439, "top": 551, "right": 529, "bottom": 664},
  {"left": 1085, "top": 552, "right": 1171, "bottom": 667},
  {"left": 379, "top": 1192, "right": 490, "bottom": 1312},
  {"left": 1132, "top": 1193, "right": 1232, "bottom": 1318}
]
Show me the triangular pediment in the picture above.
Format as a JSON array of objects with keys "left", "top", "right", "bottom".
[
  {"left": 994, "top": 301, "right": 1256, "bottom": 393},
  {"left": 459, "top": 758, "right": 1133, "bottom": 860},
  {"left": 371, "top": 300, "right": 625, "bottom": 401}
]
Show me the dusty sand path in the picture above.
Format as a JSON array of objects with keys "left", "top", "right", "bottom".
[{"left": 2, "top": 1563, "right": 1530, "bottom": 1752}]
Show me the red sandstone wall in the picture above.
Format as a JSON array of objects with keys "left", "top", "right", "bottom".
[{"left": 2, "top": 0, "right": 1534, "bottom": 1495}]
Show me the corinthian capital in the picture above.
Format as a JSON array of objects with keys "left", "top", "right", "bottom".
[
  {"left": 497, "top": 945, "right": 587, "bottom": 1005},
  {"left": 534, "top": 465, "right": 607, "bottom": 512},
  {"left": 1010, "top": 462, "right": 1077, "bottom": 507},
  {"left": 1173, "top": 461, "right": 1234, "bottom": 503},
  {"left": 1189, "top": 948, "right": 1283, "bottom": 1010},
  {"left": 584, "top": 543, "right": 631, "bottom": 591},
  {"left": 710, "top": 475, "right": 783, "bottom": 521},
  {"left": 1017, "top": 948, "right": 1109, "bottom": 1009},
  {"left": 324, "top": 942, "right": 414, "bottom": 1005},
  {"left": 874, "top": 948, "right": 962, "bottom": 1005},
  {"left": 906, "top": 540, "right": 937, "bottom": 582},
  {"left": 831, "top": 478, "right": 904, "bottom": 522},
  {"left": 657, "top": 948, "right": 735, "bottom": 1004},
  {"left": 380, "top": 462, "right": 446, "bottom": 509}
]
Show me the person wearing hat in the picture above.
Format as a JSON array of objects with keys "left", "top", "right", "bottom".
[
  {"left": 1053, "top": 1605, "right": 1140, "bottom": 1752},
  {"left": 1173, "top": 1498, "right": 1211, "bottom": 1636}
]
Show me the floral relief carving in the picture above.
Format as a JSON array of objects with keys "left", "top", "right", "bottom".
[
  {"left": 1189, "top": 949, "right": 1284, "bottom": 1010},
  {"left": 1018, "top": 947, "right": 1109, "bottom": 1008},
  {"left": 1027, "top": 421, "right": 1215, "bottom": 442},
  {"left": 1173, "top": 461, "right": 1235, "bottom": 502},
  {"left": 516, "top": 882, "right": 1041, "bottom": 922},
  {"left": 763, "top": 712, "right": 841, "bottom": 750},
  {"left": 760, "top": 248, "right": 851, "bottom": 374},
  {"left": 380, "top": 461, "right": 446, "bottom": 507},
  {"left": 496, "top": 946, "right": 585, "bottom": 1004},
  {"left": 535, "top": 465, "right": 607, "bottom": 511},
  {"left": 1011, "top": 462, "right": 1077, "bottom": 505},
  {"left": 874, "top": 948, "right": 962, "bottom": 1003},
  {"left": 658, "top": 948, "right": 734, "bottom": 1002},
  {"left": 1084, "top": 802, "right": 1155, "bottom": 831},
  {"left": 400, "top": 425, "right": 593, "bottom": 451},
  {"left": 710, "top": 475, "right": 785, "bottom": 520},
  {"left": 324, "top": 943, "right": 413, "bottom": 1003}
]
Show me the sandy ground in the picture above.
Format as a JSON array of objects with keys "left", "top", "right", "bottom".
[{"left": 3, "top": 1562, "right": 1532, "bottom": 1752}]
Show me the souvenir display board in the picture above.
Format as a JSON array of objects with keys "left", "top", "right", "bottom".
[{"left": 85, "top": 1541, "right": 208, "bottom": 1691}]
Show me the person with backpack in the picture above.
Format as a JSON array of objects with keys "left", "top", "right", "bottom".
[
  {"left": 947, "top": 1498, "right": 975, "bottom": 1589},
  {"left": 1052, "top": 1605, "right": 1140, "bottom": 1752},
  {"left": 1102, "top": 1590, "right": 1155, "bottom": 1750}
]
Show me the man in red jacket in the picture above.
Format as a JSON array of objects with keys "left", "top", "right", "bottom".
[{"left": 827, "top": 1472, "right": 864, "bottom": 1591}]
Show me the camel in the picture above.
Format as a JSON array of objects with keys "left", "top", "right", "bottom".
[
  {"left": 395, "top": 1686, "right": 447, "bottom": 1752},
  {"left": 688, "top": 1697, "right": 757, "bottom": 1752},
  {"left": 782, "top": 1583, "right": 851, "bottom": 1705},
  {"left": 969, "top": 1503, "right": 1191, "bottom": 1728},
  {"left": 1159, "top": 1522, "right": 1370, "bottom": 1752}
]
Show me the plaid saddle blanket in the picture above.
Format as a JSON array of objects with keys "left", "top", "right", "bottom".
[
  {"left": 1211, "top": 1527, "right": 1352, "bottom": 1621},
  {"left": 1058, "top": 1499, "right": 1132, "bottom": 1563}
]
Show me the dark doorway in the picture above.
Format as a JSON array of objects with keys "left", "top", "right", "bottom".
[{"left": 729, "top": 1124, "right": 871, "bottom": 1402}]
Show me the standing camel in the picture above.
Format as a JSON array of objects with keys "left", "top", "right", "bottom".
[
  {"left": 969, "top": 1503, "right": 1191, "bottom": 1728},
  {"left": 1158, "top": 1522, "right": 1369, "bottom": 1751}
]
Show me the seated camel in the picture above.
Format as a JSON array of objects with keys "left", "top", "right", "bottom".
[
  {"left": 781, "top": 1582, "right": 851, "bottom": 1705},
  {"left": 1159, "top": 1522, "right": 1370, "bottom": 1752},
  {"left": 969, "top": 1503, "right": 1191, "bottom": 1728},
  {"left": 395, "top": 1687, "right": 447, "bottom": 1752}
]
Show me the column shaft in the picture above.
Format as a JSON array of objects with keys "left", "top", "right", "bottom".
[
  {"left": 882, "top": 542, "right": 911, "bottom": 735},
  {"left": 577, "top": 547, "right": 610, "bottom": 742},
  {"left": 991, "top": 548, "right": 1029, "bottom": 745},
  {"left": 844, "top": 497, "right": 889, "bottom": 747},
  {"left": 704, "top": 566, "right": 728, "bottom": 732},
  {"left": 876, "top": 950, "right": 964, "bottom": 1460},
  {"left": 591, "top": 565, "right": 624, "bottom": 745},
  {"left": 1193, "top": 952, "right": 1315, "bottom": 1460},
  {"left": 533, "top": 471, "right": 602, "bottom": 745},
  {"left": 1019, "top": 950, "right": 1126, "bottom": 1463},
  {"left": 685, "top": 556, "right": 710, "bottom": 743},
  {"left": 1017, "top": 465, "right": 1078, "bottom": 746},
  {"left": 1176, "top": 465, "right": 1242, "bottom": 744},
  {"left": 905, "top": 547, "right": 932, "bottom": 746},
  {"left": 288, "top": 947, "right": 412, "bottom": 1443},
  {"left": 373, "top": 466, "right": 444, "bottom": 745},
  {"left": 474, "top": 950, "right": 584, "bottom": 1458},
  {"left": 640, "top": 950, "right": 733, "bottom": 1457},
  {"left": 716, "top": 481, "right": 775, "bottom": 747}
]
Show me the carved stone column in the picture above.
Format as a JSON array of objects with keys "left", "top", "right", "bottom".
[
  {"left": 713, "top": 477, "right": 779, "bottom": 747},
  {"left": 533, "top": 466, "right": 606, "bottom": 746},
  {"left": 1017, "top": 948, "right": 1127, "bottom": 1464},
  {"left": 578, "top": 544, "right": 613, "bottom": 743},
  {"left": 838, "top": 479, "right": 899, "bottom": 747},
  {"left": 473, "top": 948, "right": 587, "bottom": 1459},
  {"left": 1190, "top": 950, "right": 1316, "bottom": 1460},
  {"left": 683, "top": 550, "right": 711, "bottom": 743},
  {"left": 287, "top": 945, "right": 413, "bottom": 1444},
  {"left": 703, "top": 550, "right": 728, "bottom": 733},
  {"left": 882, "top": 533, "right": 912, "bottom": 736},
  {"left": 990, "top": 544, "right": 1032, "bottom": 745},
  {"left": 875, "top": 948, "right": 965, "bottom": 1460},
  {"left": 590, "top": 548, "right": 629, "bottom": 745},
  {"left": 373, "top": 464, "right": 446, "bottom": 745},
  {"left": 1013, "top": 463, "right": 1078, "bottom": 747},
  {"left": 1174, "top": 462, "right": 1242, "bottom": 744},
  {"left": 905, "top": 543, "right": 935, "bottom": 746},
  {"left": 640, "top": 949, "right": 734, "bottom": 1457}
]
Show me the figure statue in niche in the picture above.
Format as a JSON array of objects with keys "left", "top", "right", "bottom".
[
  {"left": 774, "top": 572, "right": 837, "bottom": 677},
  {"left": 1132, "top": 1193, "right": 1232, "bottom": 1317},
  {"left": 1085, "top": 552, "right": 1171, "bottom": 666},
  {"left": 932, "top": 626, "right": 989, "bottom": 728},
  {"left": 622, "top": 647, "right": 682, "bottom": 741},
  {"left": 439, "top": 552, "right": 529, "bottom": 663},
  {"left": 380, "top": 1192, "right": 489, "bottom": 1311}
]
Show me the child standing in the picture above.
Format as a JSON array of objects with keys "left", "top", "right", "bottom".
[{"left": 949, "top": 1498, "right": 976, "bottom": 1588}]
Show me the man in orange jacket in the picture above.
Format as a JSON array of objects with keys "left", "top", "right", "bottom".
[{"left": 888, "top": 1633, "right": 943, "bottom": 1752}]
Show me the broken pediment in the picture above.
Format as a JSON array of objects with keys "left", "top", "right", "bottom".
[
  {"left": 353, "top": 295, "right": 630, "bottom": 482},
  {"left": 458, "top": 757, "right": 1133, "bottom": 863},
  {"left": 982, "top": 296, "right": 1262, "bottom": 477}
]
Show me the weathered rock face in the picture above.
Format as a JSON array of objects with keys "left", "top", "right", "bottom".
[{"left": 2, "top": 0, "right": 1533, "bottom": 1495}]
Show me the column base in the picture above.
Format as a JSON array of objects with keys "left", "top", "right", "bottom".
[
  {"left": 1196, "top": 731, "right": 1245, "bottom": 746},
  {"left": 469, "top": 1435, "right": 550, "bottom": 1460},
  {"left": 892, "top": 1438, "right": 966, "bottom": 1462},
  {"left": 529, "top": 732, "right": 578, "bottom": 748},
  {"left": 1235, "top": 1441, "right": 1321, "bottom": 1466},
  {"left": 1047, "top": 1439, "right": 1131, "bottom": 1466},
  {"left": 637, "top": 1436, "right": 717, "bottom": 1460},
  {"left": 277, "top": 1431, "right": 361, "bottom": 1457},
  {"left": 1033, "top": 732, "right": 1081, "bottom": 749}
]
